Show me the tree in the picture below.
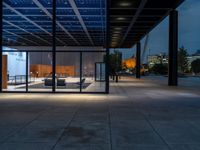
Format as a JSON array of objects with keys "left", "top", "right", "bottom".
[
  {"left": 151, "top": 64, "right": 168, "bottom": 75},
  {"left": 178, "top": 46, "right": 189, "bottom": 73},
  {"left": 191, "top": 59, "right": 200, "bottom": 74},
  {"left": 104, "top": 50, "right": 122, "bottom": 75}
]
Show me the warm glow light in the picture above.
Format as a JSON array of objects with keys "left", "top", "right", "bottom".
[
  {"left": 112, "top": 36, "right": 119, "bottom": 38},
  {"left": 113, "top": 31, "right": 121, "bottom": 34},
  {"left": 122, "top": 58, "right": 136, "bottom": 68},
  {"left": 112, "top": 38, "right": 119, "bottom": 41},
  {"left": 114, "top": 27, "right": 123, "bottom": 30},
  {"left": 116, "top": 17, "right": 126, "bottom": 21},
  {"left": 119, "top": 1, "right": 132, "bottom": 7},
  {"left": 112, "top": 33, "right": 120, "bottom": 36}
]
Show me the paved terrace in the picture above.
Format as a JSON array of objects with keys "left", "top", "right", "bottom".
[{"left": 0, "top": 76, "right": 200, "bottom": 150}]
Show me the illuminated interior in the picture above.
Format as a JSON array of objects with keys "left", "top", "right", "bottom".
[{"left": 1, "top": 0, "right": 184, "bottom": 93}]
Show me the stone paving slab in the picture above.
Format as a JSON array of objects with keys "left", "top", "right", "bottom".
[
  {"left": 0, "top": 77, "right": 200, "bottom": 150},
  {"left": 0, "top": 142, "right": 53, "bottom": 150}
]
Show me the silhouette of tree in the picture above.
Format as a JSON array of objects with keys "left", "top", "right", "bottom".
[
  {"left": 191, "top": 59, "right": 200, "bottom": 74},
  {"left": 178, "top": 46, "right": 189, "bottom": 73}
]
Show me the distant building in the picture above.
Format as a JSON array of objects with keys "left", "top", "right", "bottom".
[
  {"left": 147, "top": 53, "right": 168, "bottom": 68},
  {"left": 192, "top": 50, "right": 200, "bottom": 56}
]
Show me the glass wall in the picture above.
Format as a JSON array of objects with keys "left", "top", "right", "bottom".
[
  {"left": 177, "top": 0, "right": 200, "bottom": 89},
  {"left": 56, "top": 52, "right": 80, "bottom": 92},
  {"left": 82, "top": 52, "right": 106, "bottom": 92},
  {"left": 28, "top": 52, "right": 52, "bottom": 92},
  {"left": 2, "top": 49, "right": 26, "bottom": 91},
  {"left": 1, "top": 0, "right": 107, "bottom": 93}
]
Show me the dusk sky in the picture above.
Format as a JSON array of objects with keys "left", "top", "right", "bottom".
[{"left": 130, "top": 0, "right": 200, "bottom": 58}]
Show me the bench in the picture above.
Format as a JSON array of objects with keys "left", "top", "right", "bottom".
[
  {"left": 57, "top": 79, "right": 66, "bottom": 86},
  {"left": 44, "top": 79, "right": 52, "bottom": 86}
]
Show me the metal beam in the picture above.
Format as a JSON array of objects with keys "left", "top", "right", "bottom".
[
  {"left": 3, "top": 2, "right": 66, "bottom": 45},
  {"left": 119, "top": 0, "right": 148, "bottom": 47},
  {"left": 105, "top": 0, "right": 110, "bottom": 93},
  {"left": 32, "top": 0, "right": 80, "bottom": 45},
  {"left": 100, "top": 0, "right": 105, "bottom": 44},
  {"left": 111, "top": 7, "right": 171, "bottom": 10},
  {"left": 6, "top": 20, "right": 104, "bottom": 23},
  {"left": 4, "top": 14, "right": 105, "bottom": 17},
  {"left": 68, "top": 0, "right": 94, "bottom": 45},
  {"left": 52, "top": 0, "right": 56, "bottom": 92},
  {"left": 3, "top": 36, "right": 27, "bottom": 45},
  {"left": 3, "top": 19, "right": 51, "bottom": 45},
  {"left": 3, "top": 29, "right": 39, "bottom": 45},
  {"left": 168, "top": 10, "right": 178, "bottom": 86},
  {"left": 0, "top": 0, "right": 2, "bottom": 91},
  {"left": 7, "top": 46, "right": 104, "bottom": 51},
  {"left": 136, "top": 42, "right": 141, "bottom": 79},
  {"left": 4, "top": 7, "right": 104, "bottom": 10},
  {"left": 3, "top": 25, "right": 104, "bottom": 28}
]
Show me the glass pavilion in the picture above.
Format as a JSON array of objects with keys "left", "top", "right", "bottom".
[{"left": 0, "top": 0, "right": 184, "bottom": 93}]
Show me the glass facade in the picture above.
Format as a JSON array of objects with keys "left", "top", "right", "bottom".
[{"left": 1, "top": 0, "right": 108, "bottom": 93}]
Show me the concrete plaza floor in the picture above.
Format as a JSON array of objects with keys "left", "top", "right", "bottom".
[{"left": 0, "top": 76, "right": 200, "bottom": 150}]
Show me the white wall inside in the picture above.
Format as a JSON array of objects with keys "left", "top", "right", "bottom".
[{"left": 3, "top": 47, "right": 26, "bottom": 77}]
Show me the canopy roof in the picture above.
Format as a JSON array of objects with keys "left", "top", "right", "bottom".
[
  {"left": 2, "top": 0, "right": 184, "bottom": 48},
  {"left": 3, "top": 0, "right": 106, "bottom": 47},
  {"left": 109, "top": 0, "right": 184, "bottom": 48}
]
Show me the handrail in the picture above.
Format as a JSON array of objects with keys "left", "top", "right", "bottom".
[{"left": 8, "top": 75, "right": 35, "bottom": 85}]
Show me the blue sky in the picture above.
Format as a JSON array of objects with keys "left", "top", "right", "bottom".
[
  {"left": 130, "top": 0, "right": 200, "bottom": 57},
  {"left": 113, "top": 0, "right": 200, "bottom": 60}
]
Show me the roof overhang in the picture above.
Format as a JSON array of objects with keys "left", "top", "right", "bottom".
[{"left": 109, "top": 0, "right": 185, "bottom": 48}]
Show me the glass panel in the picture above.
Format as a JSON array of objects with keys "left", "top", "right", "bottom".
[
  {"left": 28, "top": 52, "right": 52, "bottom": 92},
  {"left": 2, "top": 0, "right": 53, "bottom": 92},
  {"left": 95, "top": 62, "right": 106, "bottom": 82},
  {"left": 178, "top": 1, "right": 200, "bottom": 89},
  {"left": 56, "top": 52, "right": 80, "bottom": 92},
  {"left": 82, "top": 52, "right": 106, "bottom": 92},
  {"left": 2, "top": 50, "right": 26, "bottom": 91}
]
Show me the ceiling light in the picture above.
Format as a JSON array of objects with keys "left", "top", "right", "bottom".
[
  {"left": 116, "top": 17, "right": 126, "bottom": 21},
  {"left": 114, "top": 27, "right": 123, "bottom": 30},
  {"left": 111, "top": 40, "right": 118, "bottom": 43},
  {"left": 113, "top": 31, "right": 121, "bottom": 34},
  {"left": 119, "top": 1, "right": 132, "bottom": 7},
  {"left": 112, "top": 39, "right": 119, "bottom": 42},
  {"left": 112, "top": 34, "right": 120, "bottom": 36},
  {"left": 112, "top": 37, "right": 119, "bottom": 40}
]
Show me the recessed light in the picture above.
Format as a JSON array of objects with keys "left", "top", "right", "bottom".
[
  {"left": 114, "top": 27, "right": 123, "bottom": 30},
  {"left": 113, "top": 31, "right": 121, "bottom": 34},
  {"left": 112, "top": 39, "right": 119, "bottom": 42},
  {"left": 119, "top": 1, "right": 132, "bottom": 7},
  {"left": 116, "top": 17, "right": 126, "bottom": 21},
  {"left": 112, "top": 34, "right": 120, "bottom": 36}
]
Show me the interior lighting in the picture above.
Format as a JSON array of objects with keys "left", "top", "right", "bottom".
[
  {"left": 119, "top": 1, "right": 132, "bottom": 7},
  {"left": 114, "top": 27, "right": 123, "bottom": 30},
  {"left": 116, "top": 17, "right": 126, "bottom": 21}
]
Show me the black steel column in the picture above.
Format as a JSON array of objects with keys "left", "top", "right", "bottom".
[
  {"left": 0, "top": 0, "right": 2, "bottom": 92},
  {"left": 52, "top": 0, "right": 56, "bottom": 92},
  {"left": 168, "top": 10, "right": 178, "bottom": 86},
  {"left": 136, "top": 42, "right": 141, "bottom": 79},
  {"left": 80, "top": 52, "right": 82, "bottom": 92},
  {"left": 105, "top": 0, "right": 110, "bottom": 93},
  {"left": 26, "top": 52, "right": 29, "bottom": 92},
  {"left": 95, "top": 63, "right": 97, "bottom": 81}
]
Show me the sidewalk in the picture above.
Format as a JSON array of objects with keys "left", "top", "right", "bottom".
[{"left": 0, "top": 76, "right": 200, "bottom": 150}]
